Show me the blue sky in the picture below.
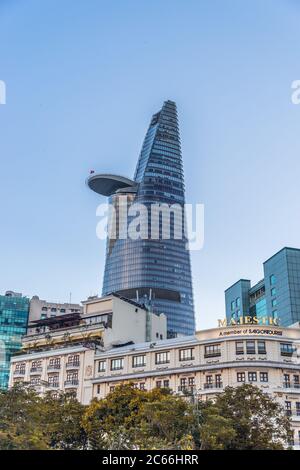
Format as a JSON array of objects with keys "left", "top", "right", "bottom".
[{"left": 0, "top": 0, "right": 300, "bottom": 330}]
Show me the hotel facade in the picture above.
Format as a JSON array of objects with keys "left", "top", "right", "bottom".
[{"left": 9, "top": 314, "right": 300, "bottom": 448}]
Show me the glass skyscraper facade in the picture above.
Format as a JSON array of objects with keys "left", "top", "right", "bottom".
[
  {"left": 88, "top": 100, "right": 195, "bottom": 336},
  {"left": 225, "top": 247, "right": 300, "bottom": 326},
  {"left": 0, "top": 291, "right": 29, "bottom": 389}
]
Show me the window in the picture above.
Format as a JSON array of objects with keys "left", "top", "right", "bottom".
[
  {"left": 132, "top": 355, "right": 146, "bottom": 368},
  {"left": 66, "top": 371, "right": 78, "bottom": 381},
  {"left": 139, "top": 383, "right": 146, "bottom": 390},
  {"left": 281, "top": 343, "right": 295, "bottom": 357},
  {"left": 271, "top": 287, "right": 276, "bottom": 296},
  {"left": 110, "top": 386, "right": 115, "bottom": 392},
  {"left": 188, "top": 377, "right": 195, "bottom": 387},
  {"left": 231, "top": 300, "right": 235, "bottom": 311},
  {"left": 294, "top": 375, "right": 300, "bottom": 388},
  {"left": 246, "top": 341, "right": 256, "bottom": 354},
  {"left": 156, "top": 380, "right": 162, "bottom": 388},
  {"left": 179, "top": 348, "right": 194, "bottom": 361},
  {"left": 60, "top": 308, "right": 66, "bottom": 313},
  {"left": 42, "top": 306, "right": 48, "bottom": 311},
  {"left": 15, "top": 362, "right": 25, "bottom": 374},
  {"left": 48, "top": 374, "right": 59, "bottom": 386},
  {"left": 155, "top": 351, "right": 170, "bottom": 365},
  {"left": 49, "top": 357, "right": 60, "bottom": 369},
  {"left": 51, "top": 308, "right": 57, "bottom": 312},
  {"left": 271, "top": 298, "right": 277, "bottom": 307},
  {"left": 98, "top": 360, "right": 106, "bottom": 372},
  {"left": 270, "top": 274, "right": 276, "bottom": 286},
  {"left": 163, "top": 380, "right": 170, "bottom": 388},
  {"left": 40, "top": 313, "right": 47, "bottom": 319},
  {"left": 30, "top": 376, "right": 41, "bottom": 385},
  {"left": 97, "top": 384, "right": 100, "bottom": 394},
  {"left": 180, "top": 377, "right": 187, "bottom": 389},
  {"left": 285, "top": 401, "right": 292, "bottom": 416},
  {"left": 204, "top": 344, "right": 221, "bottom": 358},
  {"left": 284, "top": 374, "right": 290, "bottom": 387},
  {"left": 236, "top": 341, "right": 244, "bottom": 355},
  {"left": 237, "top": 372, "right": 245, "bottom": 382},
  {"left": 296, "top": 402, "right": 300, "bottom": 417},
  {"left": 248, "top": 372, "right": 257, "bottom": 382},
  {"left": 31, "top": 360, "right": 42, "bottom": 371},
  {"left": 260, "top": 372, "right": 268, "bottom": 382},
  {"left": 111, "top": 358, "right": 124, "bottom": 371},
  {"left": 204, "top": 375, "right": 213, "bottom": 389},
  {"left": 236, "top": 297, "right": 241, "bottom": 307},
  {"left": 67, "top": 354, "right": 80, "bottom": 366},
  {"left": 257, "top": 341, "right": 266, "bottom": 355},
  {"left": 215, "top": 374, "right": 222, "bottom": 387}
]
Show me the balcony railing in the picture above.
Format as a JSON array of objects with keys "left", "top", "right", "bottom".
[
  {"left": 47, "top": 382, "right": 59, "bottom": 388},
  {"left": 178, "top": 386, "right": 195, "bottom": 394},
  {"left": 64, "top": 379, "right": 79, "bottom": 387},
  {"left": 204, "top": 382, "right": 223, "bottom": 390},
  {"left": 285, "top": 410, "right": 300, "bottom": 418},
  {"left": 204, "top": 352, "right": 221, "bottom": 358},
  {"left": 66, "top": 362, "right": 80, "bottom": 369},
  {"left": 47, "top": 364, "right": 61, "bottom": 371},
  {"left": 30, "top": 367, "right": 43, "bottom": 374},
  {"left": 14, "top": 369, "right": 25, "bottom": 376},
  {"left": 283, "top": 382, "right": 300, "bottom": 389}
]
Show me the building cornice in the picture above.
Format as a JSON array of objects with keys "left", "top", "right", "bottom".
[{"left": 91, "top": 360, "right": 300, "bottom": 384}]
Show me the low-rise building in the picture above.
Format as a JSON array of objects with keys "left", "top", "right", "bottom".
[
  {"left": 28, "top": 295, "right": 82, "bottom": 323},
  {"left": 9, "top": 293, "right": 167, "bottom": 402},
  {"left": 10, "top": 321, "right": 300, "bottom": 448}
]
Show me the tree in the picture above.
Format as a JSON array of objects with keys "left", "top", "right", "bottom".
[
  {"left": 0, "top": 384, "right": 49, "bottom": 450},
  {"left": 199, "top": 384, "right": 293, "bottom": 450},
  {"left": 82, "top": 384, "right": 199, "bottom": 450},
  {"left": 42, "top": 391, "right": 87, "bottom": 449},
  {"left": 0, "top": 384, "right": 87, "bottom": 450},
  {"left": 136, "top": 391, "right": 199, "bottom": 449}
]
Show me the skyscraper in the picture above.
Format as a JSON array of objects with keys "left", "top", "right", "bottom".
[
  {"left": 0, "top": 291, "right": 29, "bottom": 389},
  {"left": 88, "top": 100, "right": 195, "bottom": 336},
  {"left": 225, "top": 247, "right": 300, "bottom": 327}
]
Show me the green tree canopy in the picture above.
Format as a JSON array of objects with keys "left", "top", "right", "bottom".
[{"left": 199, "top": 384, "right": 292, "bottom": 450}]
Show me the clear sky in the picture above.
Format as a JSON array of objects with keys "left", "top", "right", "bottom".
[{"left": 0, "top": 0, "right": 300, "bottom": 330}]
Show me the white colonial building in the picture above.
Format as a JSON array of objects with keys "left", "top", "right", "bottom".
[{"left": 9, "top": 311, "right": 300, "bottom": 448}]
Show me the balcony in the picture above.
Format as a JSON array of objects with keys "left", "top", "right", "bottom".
[
  {"left": 285, "top": 410, "right": 300, "bottom": 418},
  {"left": 204, "top": 352, "right": 221, "bottom": 359},
  {"left": 47, "top": 364, "right": 61, "bottom": 371},
  {"left": 14, "top": 369, "right": 25, "bottom": 377},
  {"left": 178, "top": 386, "right": 195, "bottom": 395},
  {"left": 66, "top": 362, "right": 80, "bottom": 369},
  {"left": 64, "top": 379, "right": 79, "bottom": 388},
  {"left": 283, "top": 382, "right": 300, "bottom": 390},
  {"left": 204, "top": 382, "right": 223, "bottom": 390},
  {"left": 46, "top": 382, "right": 59, "bottom": 389},
  {"left": 30, "top": 367, "right": 43, "bottom": 374}
]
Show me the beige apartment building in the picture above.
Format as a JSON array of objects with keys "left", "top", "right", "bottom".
[
  {"left": 28, "top": 295, "right": 83, "bottom": 323},
  {"left": 9, "top": 293, "right": 166, "bottom": 402},
  {"left": 9, "top": 312, "right": 300, "bottom": 447}
]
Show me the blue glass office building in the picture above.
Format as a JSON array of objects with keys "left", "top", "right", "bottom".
[
  {"left": 225, "top": 247, "right": 300, "bottom": 326},
  {"left": 0, "top": 291, "right": 29, "bottom": 389},
  {"left": 88, "top": 101, "right": 195, "bottom": 336}
]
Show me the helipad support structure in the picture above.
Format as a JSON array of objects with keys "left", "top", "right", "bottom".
[
  {"left": 87, "top": 174, "right": 137, "bottom": 197},
  {"left": 87, "top": 100, "right": 195, "bottom": 337}
]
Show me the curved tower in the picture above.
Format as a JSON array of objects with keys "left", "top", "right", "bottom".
[{"left": 88, "top": 100, "right": 195, "bottom": 336}]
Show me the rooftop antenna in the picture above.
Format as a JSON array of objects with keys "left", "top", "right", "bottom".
[{"left": 69, "top": 292, "right": 72, "bottom": 305}]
